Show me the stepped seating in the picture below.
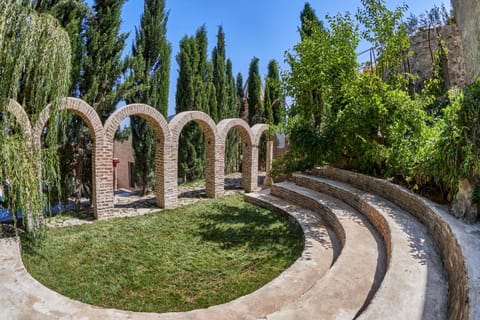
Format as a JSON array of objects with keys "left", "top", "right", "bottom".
[
  {"left": 1, "top": 167, "right": 478, "bottom": 319},
  {"left": 259, "top": 182, "right": 385, "bottom": 319}
]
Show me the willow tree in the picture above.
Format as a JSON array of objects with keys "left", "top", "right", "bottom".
[{"left": 0, "top": 0, "right": 71, "bottom": 237}]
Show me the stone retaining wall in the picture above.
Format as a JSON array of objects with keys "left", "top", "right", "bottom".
[{"left": 311, "top": 167, "right": 469, "bottom": 320}]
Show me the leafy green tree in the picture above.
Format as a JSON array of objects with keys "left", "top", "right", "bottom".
[
  {"left": 34, "top": 0, "right": 88, "bottom": 96},
  {"left": 264, "top": 59, "right": 285, "bottom": 125},
  {"left": 0, "top": 0, "right": 71, "bottom": 235},
  {"left": 247, "top": 57, "right": 264, "bottom": 125},
  {"left": 356, "top": 0, "right": 410, "bottom": 84},
  {"left": 124, "top": 0, "right": 171, "bottom": 194},
  {"left": 81, "top": 0, "right": 128, "bottom": 122},
  {"left": 225, "top": 59, "right": 241, "bottom": 173},
  {"left": 286, "top": 13, "right": 359, "bottom": 129}
]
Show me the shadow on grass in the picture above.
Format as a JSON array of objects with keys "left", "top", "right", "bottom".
[{"left": 197, "top": 202, "right": 303, "bottom": 257}]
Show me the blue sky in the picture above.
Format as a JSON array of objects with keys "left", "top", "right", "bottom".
[{"left": 116, "top": 0, "right": 450, "bottom": 116}]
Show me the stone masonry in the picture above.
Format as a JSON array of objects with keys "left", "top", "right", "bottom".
[{"left": 8, "top": 97, "right": 270, "bottom": 219}]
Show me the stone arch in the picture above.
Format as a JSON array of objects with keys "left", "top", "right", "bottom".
[
  {"left": 103, "top": 104, "right": 173, "bottom": 211},
  {"left": 2, "top": 99, "right": 33, "bottom": 142},
  {"left": 34, "top": 97, "right": 105, "bottom": 219},
  {"left": 217, "top": 118, "right": 257, "bottom": 192},
  {"left": 169, "top": 111, "right": 222, "bottom": 198}
]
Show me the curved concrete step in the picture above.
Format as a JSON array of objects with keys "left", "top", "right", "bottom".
[
  {"left": 293, "top": 173, "right": 448, "bottom": 320},
  {"left": 0, "top": 192, "right": 338, "bottom": 320},
  {"left": 265, "top": 181, "right": 385, "bottom": 320}
]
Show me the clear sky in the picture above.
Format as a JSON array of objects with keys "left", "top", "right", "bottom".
[{"left": 116, "top": 0, "right": 450, "bottom": 116}]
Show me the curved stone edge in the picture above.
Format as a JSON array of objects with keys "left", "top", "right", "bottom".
[
  {"left": 311, "top": 166, "right": 478, "bottom": 320},
  {"left": 0, "top": 195, "right": 336, "bottom": 320},
  {"left": 268, "top": 182, "right": 383, "bottom": 319}
]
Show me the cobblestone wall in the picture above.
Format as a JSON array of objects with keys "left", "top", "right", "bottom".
[{"left": 405, "top": 24, "right": 466, "bottom": 89}]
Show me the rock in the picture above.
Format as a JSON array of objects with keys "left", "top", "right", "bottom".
[{"left": 450, "top": 178, "right": 479, "bottom": 224}]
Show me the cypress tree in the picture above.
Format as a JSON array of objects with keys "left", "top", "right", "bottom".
[
  {"left": 175, "top": 27, "right": 209, "bottom": 181},
  {"left": 247, "top": 57, "right": 264, "bottom": 125},
  {"left": 300, "top": 2, "right": 324, "bottom": 40},
  {"left": 264, "top": 59, "right": 285, "bottom": 125},
  {"left": 212, "top": 26, "right": 227, "bottom": 122},
  {"left": 236, "top": 72, "right": 247, "bottom": 120},
  {"left": 81, "top": 0, "right": 128, "bottom": 123},
  {"left": 225, "top": 58, "right": 241, "bottom": 173},
  {"left": 124, "top": 0, "right": 171, "bottom": 194}
]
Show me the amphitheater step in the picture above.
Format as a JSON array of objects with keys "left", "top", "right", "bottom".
[
  {"left": 293, "top": 173, "right": 448, "bottom": 320},
  {"left": 264, "top": 181, "right": 385, "bottom": 320}
]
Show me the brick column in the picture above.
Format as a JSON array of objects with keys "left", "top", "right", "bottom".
[
  {"left": 93, "top": 137, "right": 114, "bottom": 219},
  {"left": 157, "top": 141, "right": 177, "bottom": 208},
  {"left": 205, "top": 137, "right": 224, "bottom": 198}
]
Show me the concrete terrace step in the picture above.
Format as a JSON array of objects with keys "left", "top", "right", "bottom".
[
  {"left": 293, "top": 173, "right": 448, "bottom": 320},
  {"left": 0, "top": 192, "right": 338, "bottom": 320},
  {"left": 265, "top": 181, "right": 385, "bottom": 320}
]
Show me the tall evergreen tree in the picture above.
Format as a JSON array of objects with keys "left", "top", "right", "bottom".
[
  {"left": 299, "top": 2, "right": 324, "bottom": 39},
  {"left": 247, "top": 57, "right": 264, "bottom": 125},
  {"left": 175, "top": 27, "right": 209, "bottom": 181},
  {"left": 81, "top": 0, "right": 128, "bottom": 122},
  {"left": 212, "top": 26, "right": 227, "bottom": 122},
  {"left": 236, "top": 72, "right": 247, "bottom": 120},
  {"left": 264, "top": 59, "right": 285, "bottom": 125},
  {"left": 225, "top": 58, "right": 241, "bottom": 173},
  {"left": 124, "top": 0, "right": 171, "bottom": 194}
]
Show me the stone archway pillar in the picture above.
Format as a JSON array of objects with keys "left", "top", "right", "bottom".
[{"left": 264, "top": 139, "right": 274, "bottom": 187}]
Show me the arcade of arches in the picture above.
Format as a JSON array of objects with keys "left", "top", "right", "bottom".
[{"left": 6, "top": 97, "right": 274, "bottom": 219}]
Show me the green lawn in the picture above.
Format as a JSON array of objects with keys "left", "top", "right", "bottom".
[{"left": 22, "top": 195, "right": 303, "bottom": 313}]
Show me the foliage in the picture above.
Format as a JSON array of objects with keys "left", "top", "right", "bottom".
[
  {"left": 356, "top": 0, "right": 411, "bottom": 84},
  {"left": 264, "top": 60, "right": 285, "bottom": 125},
  {"left": 299, "top": 2, "right": 324, "bottom": 40},
  {"left": 23, "top": 195, "right": 303, "bottom": 312},
  {"left": 124, "top": 0, "right": 171, "bottom": 194},
  {"left": 0, "top": 0, "right": 71, "bottom": 236},
  {"left": 247, "top": 57, "right": 264, "bottom": 125},
  {"left": 285, "top": 13, "right": 359, "bottom": 129},
  {"left": 81, "top": 0, "right": 128, "bottom": 122}
]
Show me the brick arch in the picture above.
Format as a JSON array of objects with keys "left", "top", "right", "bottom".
[
  {"left": 216, "top": 118, "right": 257, "bottom": 192},
  {"left": 252, "top": 123, "right": 269, "bottom": 146},
  {"left": 34, "top": 97, "right": 105, "bottom": 219},
  {"left": 34, "top": 97, "right": 104, "bottom": 149},
  {"left": 168, "top": 111, "right": 222, "bottom": 198},
  {"left": 3, "top": 99, "right": 33, "bottom": 142},
  {"left": 103, "top": 104, "right": 173, "bottom": 209}
]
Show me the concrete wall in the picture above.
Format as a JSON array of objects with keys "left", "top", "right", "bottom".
[
  {"left": 451, "top": 0, "right": 480, "bottom": 84},
  {"left": 113, "top": 135, "right": 136, "bottom": 190}
]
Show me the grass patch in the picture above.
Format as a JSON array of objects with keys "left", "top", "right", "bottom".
[{"left": 22, "top": 195, "right": 303, "bottom": 313}]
